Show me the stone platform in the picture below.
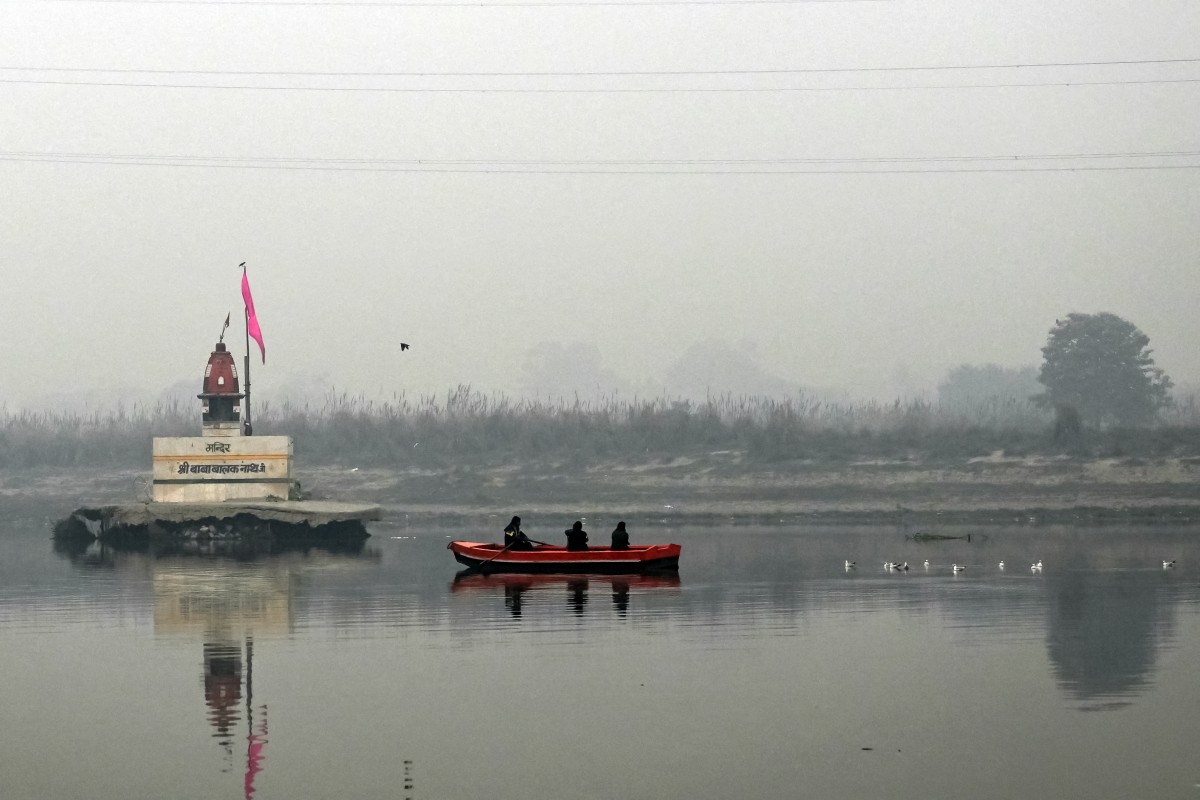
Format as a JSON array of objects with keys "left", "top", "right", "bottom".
[{"left": 54, "top": 500, "right": 383, "bottom": 545}]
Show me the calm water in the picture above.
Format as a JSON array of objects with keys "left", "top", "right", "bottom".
[{"left": 2, "top": 504, "right": 1200, "bottom": 800}]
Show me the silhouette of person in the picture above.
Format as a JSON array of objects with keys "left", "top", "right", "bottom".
[
  {"left": 612, "top": 579, "right": 630, "bottom": 616},
  {"left": 564, "top": 520, "right": 589, "bottom": 551},
  {"left": 503, "top": 515, "right": 533, "bottom": 551},
  {"left": 611, "top": 521, "right": 630, "bottom": 550},
  {"left": 567, "top": 578, "right": 588, "bottom": 614},
  {"left": 504, "top": 584, "right": 526, "bottom": 618}
]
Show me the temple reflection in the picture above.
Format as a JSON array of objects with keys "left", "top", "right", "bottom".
[
  {"left": 154, "top": 562, "right": 291, "bottom": 797},
  {"left": 203, "top": 641, "right": 243, "bottom": 747}
]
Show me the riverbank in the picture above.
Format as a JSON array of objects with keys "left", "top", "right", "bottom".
[
  {"left": 319, "top": 452, "right": 1200, "bottom": 526},
  {"left": 7, "top": 452, "right": 1198, "bottom": 528}
]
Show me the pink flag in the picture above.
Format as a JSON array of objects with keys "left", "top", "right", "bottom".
[{"left": 241, "top": 269, "right": 265, "bottom": 363}]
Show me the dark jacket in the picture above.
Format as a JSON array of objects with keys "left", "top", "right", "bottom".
[
  {"left": 564, "top": 521, "right": 589, "bottom": 551},
  {"left": 611, "top": 521, "right": 630, "bottom": 551},
  {"left": 504, "top": 516, "right": 532, "bottom": 550}
]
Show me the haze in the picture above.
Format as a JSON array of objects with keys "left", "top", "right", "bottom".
[{"left": 2, "top": 0, "right": 1197, "bottom": 411}]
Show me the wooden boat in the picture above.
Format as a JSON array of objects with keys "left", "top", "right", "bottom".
[{"left": 447, "top": 540, "right": 681, "bottom": 574}]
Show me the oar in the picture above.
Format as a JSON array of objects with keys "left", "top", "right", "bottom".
[{"left": 465, "top": 543, "right": 513, "bottom": 573}]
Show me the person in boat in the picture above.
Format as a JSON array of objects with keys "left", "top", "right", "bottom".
[
  {"left": 564, "top": 520, "right": 589, "bottom": 551},
  {"left": 503, "top": 515, "right": 533, "bottom": 551},
  {"left": 611, "top": 521, "right": 630, "bottom": 550}
]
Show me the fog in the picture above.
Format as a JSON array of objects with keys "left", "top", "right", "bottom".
[{"left": 3, "top": 0, "right": 1198, "bottom": 412}]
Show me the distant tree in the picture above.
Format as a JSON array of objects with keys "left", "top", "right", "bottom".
[
  {"left": 519, "top": 341, "right": 629, "bottom": 401},
  {"left": 1036, "top": 313, "right": 1172, "bottom": 426},
  {"left": 664, "top": 339, "right": 801, "bottom": 400},
  {"left": 937, "top": 363, "right": 1040, "bottom": 409}
]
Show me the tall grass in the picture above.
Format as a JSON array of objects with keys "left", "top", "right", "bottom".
[{"left": 3, "top": 387, "right": 1199, "bottom": 469}]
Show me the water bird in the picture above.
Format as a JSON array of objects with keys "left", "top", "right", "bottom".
[
  {"left": 845, "top": 560, "right": 856, "bottom": 569},
  {"left": 952, "top": 564, "right": 965, "bottom": 573},
  {"left": 900, "top": 562, "right": 909, "bottom": 571},
  {"left": 1032, "top": 560, "right": 1043, "bottom": 571},
  {"left": 999, "top": 560, "right": 1005, "bottom": 569},
  {"left": 1163, "top": 560, "right": 1175, "bottom": 569},
  {"left": 923, "top": 559, "right": 930, "bottom": 568}
]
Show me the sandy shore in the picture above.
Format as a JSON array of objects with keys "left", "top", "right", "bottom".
[
  {"left": 6, "top": 453, "right": 1199, "bottom": 526},
  {"left": 320, "top": 453, "right": 1200, "bottom": 525}
]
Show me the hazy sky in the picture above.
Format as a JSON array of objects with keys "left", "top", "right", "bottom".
[{"left": 3, "top": 0, "right": 1198, "bottom": 410}]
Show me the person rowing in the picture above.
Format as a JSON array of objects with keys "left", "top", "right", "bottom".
[{"left": 503, "top": 515, "right": 533, "bottom": 551}]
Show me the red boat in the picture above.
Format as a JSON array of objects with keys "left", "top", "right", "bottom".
[{"left": 447, "top": 540, "right": 681, "bottom": 574}]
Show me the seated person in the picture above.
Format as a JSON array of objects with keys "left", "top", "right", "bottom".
[
  {"left": 564, "top": 520, "right": 589, "bottom": 551},
  {"left": 611, "top": 521, "right": 630, "bottom": 550},
  {"left": 503, "top": 515, "right": 533, "bottom": 550}
]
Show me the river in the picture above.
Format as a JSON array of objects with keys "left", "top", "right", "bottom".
[{"left": 2, "top": 502, "right": 1198, "bottom": 799}]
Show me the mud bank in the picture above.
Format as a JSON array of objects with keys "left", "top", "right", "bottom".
[
  {"left": 325, "top": 455, "right": 1200, "bottom": 526},
  {"left": 5, "top": 453, "right": 1199, "bottom": 527}
]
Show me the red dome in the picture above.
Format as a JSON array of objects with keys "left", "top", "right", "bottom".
[{"left": 199, "top": 342, "right": 244, "bottom": 398}]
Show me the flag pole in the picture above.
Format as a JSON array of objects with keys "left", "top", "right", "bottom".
[{"left": 242, "top": 263, "right": 253, "bottom": 436}]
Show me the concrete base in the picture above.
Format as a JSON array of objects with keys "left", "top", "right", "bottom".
[
  {"left": 152, "top": 435, "right": 293, "bottom": 503},
  {"left": 54, "top": 500, "right": 382, "bottom": 543}
]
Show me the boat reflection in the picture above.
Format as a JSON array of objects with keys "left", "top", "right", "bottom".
[{"left": 452, "top": 571, "right": 681, "bottom": 619}]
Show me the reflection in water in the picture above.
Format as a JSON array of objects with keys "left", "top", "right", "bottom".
[
  {"left": 158, "top": 564, "right": 285, "bottom": 797},
  {"left": 567, "top": 578, "right": 588, "bottom": 615},
  {"left": 42, "top": 524, "right": 1196, "bottom": 714},
  {"left": 146, "top": 544, "right": 378, "bottom": 797},
  {"left": 612, "top": 579, "right": 630, "bottom": 617},
  {"left": 200, "top": 638, "right": 270, "bottom": 797},
  {"left": 51, "top": 534, "right": 117, "bottom": 568},
  {"left": 504, "top": 584, "right": 525, "bottom": 619},
  {"left": 203, "top": 641, "right": 243, "bottom": 746},
  {"left": 54, "top": 534, "right": 374, "bottom": 564},
  {"left": 452, "top": 571, "right": 681, "bottom": 620},
  {"left": 1045, "top": 568, "right": 1177, "bottom": 709},
  {"left": 243, "top": 640, "right": 269, "bottom": 800},
  {"left": 9, "top": 518, "right": 1200, "bottom": 799}
]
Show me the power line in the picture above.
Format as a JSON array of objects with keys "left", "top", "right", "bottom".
[
  {"left": 4, "top": 77, "right": 1199, "bottom": 92},
  {"left": 4, "top": 149, "right": 1199, "bottom": 174},
  {"left": 3, "top": 57, "right": 1199, "bottom": 77},
  {"left": 5, "top": 148, "right": 1199, "bottom": 165},
  {"left": 21, "top": 0, "right": 896, "bottom": 7}
]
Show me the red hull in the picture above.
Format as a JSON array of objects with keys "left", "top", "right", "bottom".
[{"left": 448, "top": 540, "right": 681, "bottom": 574}]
